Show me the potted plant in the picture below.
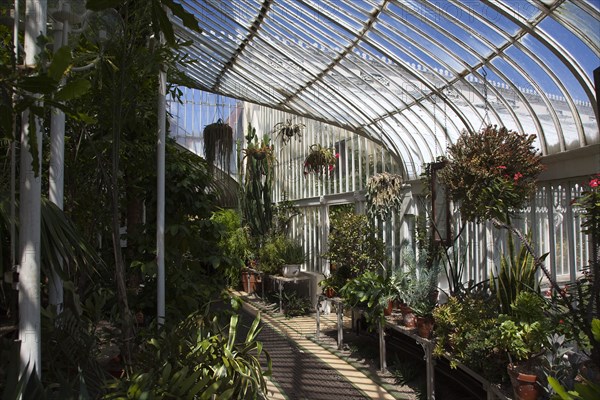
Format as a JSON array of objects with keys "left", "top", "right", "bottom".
[
  {"left": 303, "top": 143, "right": 339, "bottom": 177},
  {"left": 494, "top": 291, "right": 552, "bottom": 400},
  {"left": 340, "top": 265, "right": 408, "bottom": 327},
  {"left": 402, "top": 250, "right": 441, "bottom": 337},
  {"left": 365, "top": 172, "right": 405, "bottom": 220},
  {"left": 279, "top": 237, "right": 305, "bottom": 277},
  {"left": 319, "top": 275, "right": 338, "bottom": 298},
  {"left": 240, "top": 123, "right": 275, "bottom": 237},
  {"left": 438, "top": 125, "right": 544, "bottom": 224},
  {"left": 257, "top": 235, "right": 304, "bottom": 277}
]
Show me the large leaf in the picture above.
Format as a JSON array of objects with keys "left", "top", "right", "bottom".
[
  {"left": 18, "top": 75, "right": 57, "bottom": 94},
  {"left": 152, "top": 1, "right": 175, "bottom": 46},
  {"left": 48, "top": 46, "right": 72, "bottom": 82},
  {"left": 162, "top": 0, "right": 201, "bottom": 34},
  {"left": 40, "top": 197, "right": 104, "bottom": 280},
  {"left": 54, "top": 78, "right": 92, "bottom": 101}
]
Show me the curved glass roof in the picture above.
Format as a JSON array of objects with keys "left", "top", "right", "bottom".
[{"left": 174, "top": 0, "right": 599, "bottom": 178}]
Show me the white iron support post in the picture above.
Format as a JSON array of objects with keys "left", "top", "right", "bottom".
[
  {"left": 48, "top": 6, "right": 69, "bottom": 315},
  {"left": 156, "top": 63, "right": 166, "bottom": 327},
  {"left": 19, "top": 0, "right": 47, "bottom": 378}
]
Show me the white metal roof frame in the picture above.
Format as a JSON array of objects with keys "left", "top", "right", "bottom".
[{"left": 173, "top": 0, "right": 599, "bottom": 178}]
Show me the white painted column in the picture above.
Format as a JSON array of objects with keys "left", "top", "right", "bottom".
[
  {"left": 157, "top": 63, "right": 167, "bottom": 327},
  {"left": 19, "top": 0, "right": 47, "bottom": 378},
  {"left": 48, "top": 9, "right": 68, "bottom": 314}
]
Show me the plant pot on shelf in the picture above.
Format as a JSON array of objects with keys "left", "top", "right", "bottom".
[
  {"left": 384, "top": 300, "right": 394, "bottom": 316},
  {"left": 507, "top": 364, "right": 541, "bottom": 400},
  {"left": 324, "top": 287, "right": 336, "bottom": 298},
  {"left": 400, "top": 304, "right": 416, "bottom": 328},
  {"left": 416, "top": 316, "right": 435, "bottom": 339},
  {"left": 282, "top": 264, "right": 301, "bottom": 277},
  {"left": 241, "top": 271, "right": 257, "bottom": 294}
]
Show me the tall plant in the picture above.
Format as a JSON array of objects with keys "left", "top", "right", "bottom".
[
  {"left": 240, "top": 124, "right": 274, "bottom": 237},
  {"left": 326, "top": 211, "right": 386, "bottom": 289}
]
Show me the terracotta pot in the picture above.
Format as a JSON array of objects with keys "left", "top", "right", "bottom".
[
  {"left": 241, "top": 271, "right": 257, "bottom": 294},
  {"left": 515, "top": 373, "right": 540, "bottom": 400},
  {"left": 416, "top": 316, "right": 435, "bottom": 339},
  {"left": 507, "top": 364, "right": 540, "bottom": 400},
  {"left": 399, "top": 304, "right": 417, "bottom": 328},
  {"left": 324, "top": 287, "right": 336, "bottom": 298},
  {"left": 383, "top": 300, "right": 393, "bottom": 316}
]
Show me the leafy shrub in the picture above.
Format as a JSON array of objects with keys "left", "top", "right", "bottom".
[
  {"left": 439, "top": 125, "right": 544, "bottom": 223},
  {"left": 104, "top": 306, "right": 271, "bottom": 399},
  {"left": 433, "top": 295, "right": 505, "bottom": 382},
  {"left": 326, "top": 212, "right": 385, "bottom": 286}
]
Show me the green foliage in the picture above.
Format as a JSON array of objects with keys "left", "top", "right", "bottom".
[
  {"left": 241, "top": 124, "right": 275, "bottom": 237},
  {"left": 432, "top": 295, "right": 505, "bottom": 381},
  {"left": 104, "top": 307, "right": 271, "bottom": 399},
  {"left": 494, "top": 291, "right": 552, "bottom": 366},
  {"left": 491, "top": 235, "right": 541, "bottom": 314},
  {"left": 211, "top": 209, "right": 250, "bottom": 283},
  {"left": 549, "top": 376, "right": 600, "bottom": 400},
  {"left": 257, "top": 235, "right": 304, "bottom": 275},
  {"left": 326, "top": 211, "right": 386, "bottom": 285},
  {"left": 0, "top": 25, "right": 92, "bottom": 172},
  {"left": 439, "top": 125, "right": 544, "bottom": 223},
  {"left": 340, "top": 266, "right": 407, "bottom": 326},
  {"left": 278, "top": 291, "right": 312, "bottom": 318},
  {"left": 400, "top": 248, "right": 441, "bottom": 318}
]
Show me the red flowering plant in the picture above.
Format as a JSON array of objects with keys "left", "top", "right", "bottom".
[
  {"left": 574, "top": 174, "right": 600, "bottom": 248},
  {"left": 303, "top": 144, "right": 339, "bottom": 177},
  {"left": 438, "top": 125, "right": 544, "bottom": 224}
]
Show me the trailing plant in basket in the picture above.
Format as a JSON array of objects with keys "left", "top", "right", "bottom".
[
  {"left": 366, "top": 172, "right": 405, "bottom": 220},
  {"left": 203, "top": 118, "right": 233, "bottom": 174},
  {"left": 303, "top": 144, "right": 339, "bottom": 177}
]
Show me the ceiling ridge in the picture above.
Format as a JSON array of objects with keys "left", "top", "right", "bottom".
[
  {"left": 280, "top": 0, "right": 390, "bottom": 106},
  {"left": 211, "top": 0, "right": 273, "bottom": 93}
]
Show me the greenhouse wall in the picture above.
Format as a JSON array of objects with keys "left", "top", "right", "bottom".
[{"left": 168, "top": 90, "right": 595, "bottom": 289}]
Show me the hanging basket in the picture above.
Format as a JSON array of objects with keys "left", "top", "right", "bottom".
[
  {"left": 203, "top": 119, "right": 233, "bottom": 174},
  {"left": 365, "top": 172, "right": 405, "bottom": 220},
  {"left": 303, "top": 144, "right": 338, "bottom": 177}
]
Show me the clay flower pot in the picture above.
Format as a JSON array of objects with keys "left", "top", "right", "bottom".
[
  {"left": 515, "top": 372, "right": 540, "bottom": 400},
  {"left": 416, "top": 316, "right": 435, "bottom": 339},
  {"left": 507, "top": 364, "right": 540, "bottom": 400},
  {"left": 324, "top": 287, "right": 336, "bottom": 298}
]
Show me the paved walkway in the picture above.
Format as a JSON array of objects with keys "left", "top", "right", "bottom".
[{"left": 235, "top": 291, "right": 399, "bottom": 400}]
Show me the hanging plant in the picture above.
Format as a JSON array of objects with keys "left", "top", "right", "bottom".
[
  {"left": 203, "top": 119, "right": 233, "bottom": 174},
  {"left": 273, "top": 119, "right": 304, "bottom": 145},
  {"left": 438, "top": 125, "right": 544, "bottom": 223},
  {"left": 365, "top": 172, "right": 405, "bottom": 220},
  {"left": 303, "top": 144, "right": 338, "bottom": 177}
]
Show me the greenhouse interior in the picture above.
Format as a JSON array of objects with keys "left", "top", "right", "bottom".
[{"left": 1, "top": 0, "right": 599, "bottom": 399}]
